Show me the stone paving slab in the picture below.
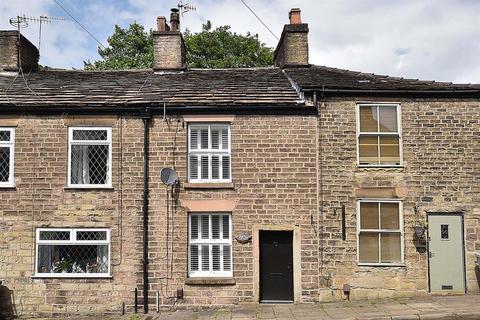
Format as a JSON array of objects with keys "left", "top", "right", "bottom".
[
  {"left": 22, "top": 295, "right": 480, "bottom": 319},
  {"left": 152, "top": 296, "right": 480, "bottom": 320}
]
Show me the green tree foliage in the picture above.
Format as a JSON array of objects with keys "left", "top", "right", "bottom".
[
  {"left": 84, "top": 22, "right": 153, "bottom": 70},
  {"left": 84, "top": 21, "right": 273, "bottom": 70},
  {"left": 184, "top": 21, "right": 273, "bottom": 68}
]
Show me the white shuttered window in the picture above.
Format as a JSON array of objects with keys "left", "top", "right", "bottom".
[
  {"left": 188, "top": 213, "right": 232, "bottom": 277},
  {"left": 188, "top": 124, "right": 231, "bottom": 183}
]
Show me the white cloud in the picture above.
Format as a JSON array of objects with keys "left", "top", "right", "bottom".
[{"left": 1, "top": 0, "right": 479, "bottom": 82}]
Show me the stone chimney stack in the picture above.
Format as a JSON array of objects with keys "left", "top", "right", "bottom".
[
  {"left": 274, "top": 8, "right": 309, "bottom": 68},
  {"left": 0, "top": 30, "right": 39, "bottom": 72},
  {"left": 152, "top": 8, "right": 186, "bottom": 71}
]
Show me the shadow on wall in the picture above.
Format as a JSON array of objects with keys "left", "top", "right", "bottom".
[
  {"left": 475, "top": 265, "right": 480, "bottom": 290},
  {"left": 0, "top": 283, "right": 16, "bottom": 320}
]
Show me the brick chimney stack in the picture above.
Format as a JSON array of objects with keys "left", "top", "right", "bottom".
[
  {"left": 0, "top": 30, "right": 39, "bottom": 72},
  {"left": 274, "top": 8, "right": 309, "bottom": 68},
  {"left": 289, "top": 8, "right": 302, "bottom": 24},
  {"left": 152, "top": 8, "right": 186, "bottom": 71}
]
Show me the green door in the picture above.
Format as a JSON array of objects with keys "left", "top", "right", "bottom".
[{"left": 428, "top": 213, "right": 466, "bottom": 293}]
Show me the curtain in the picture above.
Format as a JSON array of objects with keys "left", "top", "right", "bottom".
[
  {"left": 97, "top": 245, "right": 108, "bottom": 273},
  {"left": 73, "top": 145, "right": 90, "bottom": 184}
]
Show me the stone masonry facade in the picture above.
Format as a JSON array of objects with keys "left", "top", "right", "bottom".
[
  {"left": 0, "top": 113, "right": 321, "bottom": 317},
  {"left": 1, "top": 98, "right": 478, "bottom": 318},
  {"left": 316, "top": 97, "right": 480, "bottom": 301}
]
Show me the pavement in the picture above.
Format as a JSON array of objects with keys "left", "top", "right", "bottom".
[{"left": 140, "top": 295, "right": 480, "bottom": 320}]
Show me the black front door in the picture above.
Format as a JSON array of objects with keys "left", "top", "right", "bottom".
[{"left": 259, "top": 230, "right": 294, "bottom": 302}]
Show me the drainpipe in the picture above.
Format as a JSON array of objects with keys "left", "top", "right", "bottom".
[{"left": 141, "top": 107, "right": 151, "bottom": 314}]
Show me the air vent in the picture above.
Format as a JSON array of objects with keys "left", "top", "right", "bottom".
[{"left": 441, "top": 285, "right": 453, "bottom": 290}]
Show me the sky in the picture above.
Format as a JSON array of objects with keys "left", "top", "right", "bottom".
[{"left": 1, "top": 0, "right": 479, "bottom": 83}]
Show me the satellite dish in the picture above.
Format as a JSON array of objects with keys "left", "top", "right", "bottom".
[{"left": 160, "top": 168, "right": 178, "bottom": 186}]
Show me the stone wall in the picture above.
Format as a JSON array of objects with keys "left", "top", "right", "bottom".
[
  {"left": 0, "top": 31, "right": 39, "bottom": 72},
  {"left": 152, "top": 32, "right": 186, "bottom": 70},
  {"left": 0, "top": 113, "right": 319, "bottom": 317},
  {"left": 146, "top": 114, "right": 319, "bottom": 307},
  {"left": 274, "top": 24, "right": 309, "bottom": 68},
  {"left": 317, "top": 98, "right": 480, "bottom": 301},
  {"left": 0, "top": 116, "right": 143, "bottom": 317}
]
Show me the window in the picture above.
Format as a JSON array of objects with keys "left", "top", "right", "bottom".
[
  {"left": 68, "top": 127, "right": 112, "bottom": 187},
  {"left": 35, "top": 228, "right": 110, "bottom": 277},
  {"left": 188, "top": 124, "right": 231, "bottom": 183},
  {"left": 357, "top": 104, "right": 401, "bottom": 166},
  {"left": 0, "top": 128, "right": 14, "bottom": 187},
  {"left": 188, "top": 213, "right": 232, "bottom": 277},
  {"left": 441, "top": 224, "right": 449, "bottom": 240},
  {"left": 357, "top": 200, "right": 403, "bottom": 265}
]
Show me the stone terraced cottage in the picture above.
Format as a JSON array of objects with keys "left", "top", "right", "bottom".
[{"left": 0, "top": 7, "right": 479, "bottom": 318}]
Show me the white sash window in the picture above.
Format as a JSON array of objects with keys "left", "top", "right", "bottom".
[
  {"left": 188, "top": 213, "right": 232, "bottom": 277},
  {"left": 357, "top": 200, "right": 404, "bottom": 266},
  {"left": 357, "top": 104, "right": 402, "bottom": 166}
]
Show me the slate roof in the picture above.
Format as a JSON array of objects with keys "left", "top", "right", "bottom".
[
  {"left": 285, "top": 65, "right": 480, "bottom": 92},
  {"left": 2, "top": 65, "right": 479, "bottom": 110},
  {"left": 0, "top": 68, "right": 302, "bottom": 108}
]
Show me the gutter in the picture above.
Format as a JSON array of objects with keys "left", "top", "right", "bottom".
[
  {"left": 141, "top": 107, "right": 151, "bottom": 314},
  {"left": 0, "top": 104, "right": 315, "bottom": 115},
  {"left": 301, "top": 88, "right": 480, "bottom": 98}
]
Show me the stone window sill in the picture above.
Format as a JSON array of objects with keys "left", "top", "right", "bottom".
[
  {"left": 183, "top": 182, "right": 234, "bottom": 190},
  {"left": 64, "top": 186, "right": 114, "bottom": 191},
  {"left": 0, "top": 186, "right": 16, "bottom": 190},
  {"left": 31, "top": 275, "right": 113, "bottom": 279},
  {"left": 185, "top": 277, "right": 236, "bottom": 285},
  {"left": 357, "top": 165, "right": 405, "bottom": 170},
  {"left": 358, "top": 263, "right": 406, "bottom": 268}
]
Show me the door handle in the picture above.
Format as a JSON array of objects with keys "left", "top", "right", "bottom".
[
  {"left": 287, "top": 264, "right": 292, "bottom": 270},
  {"left": 429, "top": 252, "right": 434, "bottom": 258}
]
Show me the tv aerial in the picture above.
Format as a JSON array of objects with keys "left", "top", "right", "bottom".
[
  {"left": 160, "top": 168, "right": 178, "bottom": 186},
  {"left": 9, "top": 15, "right": 64, "bottom": 52},
  {"left": 177, "top": 0, "right": 196, "bottom": 16}
]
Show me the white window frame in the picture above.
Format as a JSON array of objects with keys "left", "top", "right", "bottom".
[
  {"left": 188, "top": 123, "right": 231, "bottom": 183},
  {"left": 188, "top": 213, "right": 233, "bottom": 277},
  {"left": 0, "top": 128, "right": 15, "bottom": 187},
  {"left": 67, "top": 127, "right": 112, "bottom": 188},
  {"left": 356, "top": 103, "right": 403, "bottom": 167},
  {"left": 356, "top": 199, "right": 404, "bottom": 266},
  {"left": 34, "top": 228, "right": 111, "bottom": 278}
]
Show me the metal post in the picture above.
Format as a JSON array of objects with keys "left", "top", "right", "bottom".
[{"left": 134, "top": 288, "right": 138, "bottom": 313}]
